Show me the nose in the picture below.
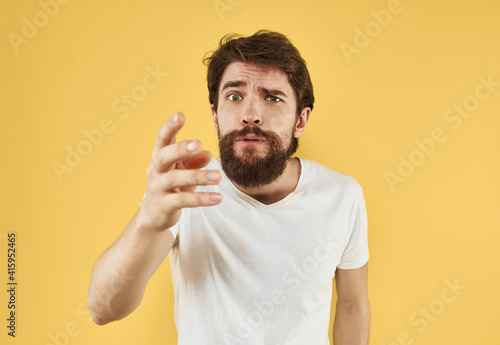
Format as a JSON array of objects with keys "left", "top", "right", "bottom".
[{"left": 240, "top": 98, "right": 262, "bottom": 126}]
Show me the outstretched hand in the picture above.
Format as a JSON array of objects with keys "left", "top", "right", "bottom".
[{"left": 137, "top": 112, "right": 222, "bottom": 231}]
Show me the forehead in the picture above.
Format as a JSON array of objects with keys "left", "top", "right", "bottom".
[{"left": 219, "top": 62, "right": 292, "bottom": 93}]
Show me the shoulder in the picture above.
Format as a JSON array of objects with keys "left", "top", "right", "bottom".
[{"left": 299, "top": 158, "right": 362, "bottom": 195}]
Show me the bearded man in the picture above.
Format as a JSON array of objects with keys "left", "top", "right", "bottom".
[{"left": 88, "top": 30, "right": 370, "bottom": 345}]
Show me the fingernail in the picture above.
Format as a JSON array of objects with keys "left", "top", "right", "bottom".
[
  {"left": 206, "top": 171, "right": 219, "bottom": 182},
  {"left": 210, "top": 194, "right": 222, "bottom": 203},
  {"left": 172, "top": 113, "right": 179, "bottom": 125},
  {"left": 186, "top": 141, "right": 199, "bottom": 152}
]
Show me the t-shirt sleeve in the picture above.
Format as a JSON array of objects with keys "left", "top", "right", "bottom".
[
  {"left": 169, "top": 221, "right": 180, "bottom": 240},
  {"left": 337, "top": 183, "right": 369, "bottom": 269}
]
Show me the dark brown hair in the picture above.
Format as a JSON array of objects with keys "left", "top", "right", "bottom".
[{"left": 203, "top": 30, "right": 315, "bottom": 116}]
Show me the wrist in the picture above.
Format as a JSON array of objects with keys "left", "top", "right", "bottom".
[{"left": 133, "top": 207, "right": 170, "bottom": 235}]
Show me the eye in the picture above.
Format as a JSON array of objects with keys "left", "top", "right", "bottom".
[
  {"left": 266, "top": 95, "right": 282, "bottom": 103},
  {"left": 228, "top": 94, "right": 242, "bottom": 101}
]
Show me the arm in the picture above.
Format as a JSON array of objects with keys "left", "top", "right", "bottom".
[
  {"left": 333, "top": 263, "right": 370, "bottom": 345},
  {"left": 87, "top": 212, "right": 174, "bottom": 325},
  {"left": 87, "top": 112, "right": 222, "bottom": 325}
]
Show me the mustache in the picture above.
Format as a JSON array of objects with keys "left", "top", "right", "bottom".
[{"left": 221, "top": 126, "right": 277, "bottom": 141}]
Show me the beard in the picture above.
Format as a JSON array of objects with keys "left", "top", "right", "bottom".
[{"left": 218, "top": 125, "right": 298, "bottom": 189}]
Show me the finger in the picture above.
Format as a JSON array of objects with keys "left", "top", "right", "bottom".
[
  {"left": 163, "top": 191, "right": 222, "bottom": 209},
  {"left": 158, "top": 169, "right": 221, "bottom": 191},
  {"left": 178, "top": 150, "right": 213, "bottom": 170},
  {"left": 153, "top": 139, "right": 203, "bottom": 172},
  {"left": 155, "top": 112, "right": 185, "bottom": 149}
]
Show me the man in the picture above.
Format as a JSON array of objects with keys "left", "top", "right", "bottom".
[{"left": 88, "top": 30, "right": 370, "bottom": 345}]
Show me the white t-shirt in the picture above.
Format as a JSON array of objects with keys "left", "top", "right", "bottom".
[{"left": 168, "top": 158, "right": 369, "bottom": 345}]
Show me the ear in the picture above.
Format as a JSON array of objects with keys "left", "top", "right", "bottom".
[
  {"left": 211, "top": 104, "right": 219, "bottom": 131},
  {"left": 293, "top": 107, "right": 311, "bottom": 138}
]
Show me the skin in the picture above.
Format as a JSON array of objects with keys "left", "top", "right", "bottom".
[
  {"left": 334, "top": 263, "right": 370, "bottom": 345},
  {"left": 87, "top": 112, "right": 223, "bottom": 325},
  {"left": 87, "top": 61, "right": 370, "bottom": 345},
  {"left": 212, "top": 62, "right": 310, "bottom": 204}
]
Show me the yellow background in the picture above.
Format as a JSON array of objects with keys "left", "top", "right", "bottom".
[{"left": 1, "top": 0, "right": 499, "bottom": 344}]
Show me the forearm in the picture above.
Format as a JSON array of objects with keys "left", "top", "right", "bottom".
[
  {"left": 88, "top": 211, "right": 175, "bottom": 325},
  {"left": 87, "top": 112, "right": 221, "bottom": 325},
  {"left": 333, "top": 302, "right": 370, "bottom": 345}
]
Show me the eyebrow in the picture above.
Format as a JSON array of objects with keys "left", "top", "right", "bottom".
[
  {"left": 221, "top": 80, "right": 246, "bottom": 92},
  {"left": 259, "top": 87, "right": 288, "bottom": 98},
  {"left": 220, "top": 80, "right": 289, "bottom": 98}
]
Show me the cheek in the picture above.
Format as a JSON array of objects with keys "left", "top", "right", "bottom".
[
  {"left": 217, "top": 120, "right": 237, "bottom": 136},
  {"left": 271, "top": 117, "right": 297, "bottom": 137},
  {"left": 217, "top": 123, "right": 240, "bottom": 139},
  {"left": 215, "top": 108, "right": 238, "bottom": 130}
]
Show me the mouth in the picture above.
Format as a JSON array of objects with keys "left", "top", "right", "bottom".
[
  {"left": 236, "top": 135, "right": 266, "bottom": 147},
  {"left": 237, "top": 134, "right": 266, "bottom": 142}
]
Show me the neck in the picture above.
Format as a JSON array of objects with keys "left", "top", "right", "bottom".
[{"left": 232, "top": 157, "right": 301, "bottom": 205}]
